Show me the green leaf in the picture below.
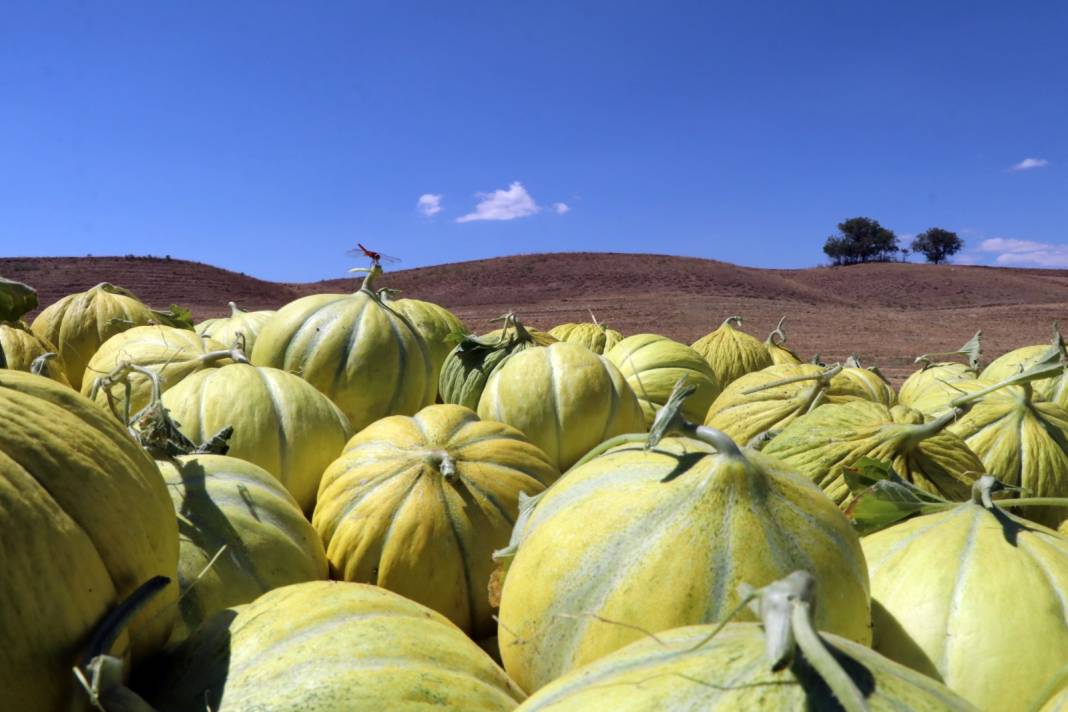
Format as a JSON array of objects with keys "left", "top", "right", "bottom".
[
  {"left": 842, "top": 457, "right": 901, "bottom": 490},
  {"left": 0, "top": 277, "right": 38, "bottom": 322},
  {"left": 843, "top": 458, "right": 954, "bottom": 535},
  {"left": 152, "top": 304, "right": 195, "bottom": 330},
  {"left": 455, "top": 328, "right": 518, "bottom": 356},
  {"left": 443, "top": 327, "right": 472, "bottom": 346}
]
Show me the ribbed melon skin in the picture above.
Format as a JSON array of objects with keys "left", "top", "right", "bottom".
[
  {"left": 899, "top": 362, "right": 977, "bottom": 410},
  {"left": 313, "top": 404, "right": 557, "bottom": 637},
  {"left": 828, "top": 367, "right": 897, "bottom": 407},
  {"left": 161, "top": 363, "right": 351, "bottom": 513},
  {"left": 706, "top": 363, "right": 896, "bottom": 446},
  {"left": 439, "top": 327, "right": 556, "bottom": 410},
  {"left": 0, "top": 371, "right": 178, "bottom": 712},
  {"left": 948, "top": 386, "right": 1068, "bottom": 526},
  {"left": 251, "top": 291, "right": 433, "bottom": 432},
  {"left": 31, "top": 282, "right": 162, "bottom": 390},
  {"left": 605, "top": 333, "right": 720, "bottom": 427},
  {"left": 477, "top": 342, "right": 645, "bottom": 471},
  {"left": 386, "top": 297, "right": 466, "bottom": 400},
  {"left": 516, "top": 622, "right": 976, "bottom": 711},
  {"left": 864, "top": 502, "right": 1068, "bottom": 711},
  {"left": 691, "top": 320, "right": 772, "bottom": 389},
  {"left": 0, "top": 321, "right": 71, "bottom": 386},
  {"left": 763, "top": 401, "right": 981, "bottom": 505},
  {"left": 148, "top": 581, "right": 526, "bottom": 712},
  {"left": 159, "top": 454, "right": 328, "bottom": 645},
  {"left": 548, "top": 322, "right": 623, "bottom": 355},
  {"left": 982, "top": 343, "right": 1068, "bottom": 406},
  {"left": 766, "top": 339, "right": 802, "bottom": 365},
  {"left": 497, "top": 435, "right": 871, "bottom": 693},
  {"left": 82, "top": 325, "right": 228, "bottom": 417},
  {"left": 195, "top": 305, "right": 275, "bottom": 353},
  {"left": 704, "top": 363, "right": 825, "bottom": 444}
]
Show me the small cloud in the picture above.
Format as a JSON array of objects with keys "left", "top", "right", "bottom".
[
  {"left": 977, "top": 237, "right": 1068, "bottom": 268},
  {"left": 552, "top": 202, "right": 570, "bottom": 215},
  {"left": 457, "top": 181, "right": 540, "bottom": 223},
  {"left": 1009, "top": 157, "right": 1049, "bottom": 172},
  {"left": 417, "top": 193, "right": 443, "bottom": 217}
]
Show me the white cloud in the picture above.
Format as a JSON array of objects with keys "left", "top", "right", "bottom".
[
  {"left": 456, "top": 182, "right": 540, "bottom": 223},
  {"left": 977, "top": 237, "right": 1068, "bottom": 268},
  {"left": 417, "top": 193, "right": 443, "bottom": 217},
  {"left": 553, "top": 202, "right": 570, "bottom": 215},
  {"left": 1009, "top": 157, "right": 1050, "bottom": 172}
]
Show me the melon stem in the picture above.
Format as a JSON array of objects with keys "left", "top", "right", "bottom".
[
  {"left": 649, "top": 379, "right": 745, "bottom": 461},
  {"left": 721, "top": 315, "right": 743, "bottom": 329},
  {"left": 914, "top": 330, "right": 982, "bottom": 370},
  {"left": 901, "top": 406, "right": 964, "bottom": 448},
  {"left": 765, "top": 316, "right": 788, "bottom": 346},
  {"left": 30, "top": 351, "right": 58, "bottom": 377},
  {"left": 75, "top": 576, "right": 170, "bottom": 712},
  {"left": 746, "top": 571, "right": 868, "bottom": 712},
  {"left": 349, "top": 263, "right": 384, "bottom": 295},
  {"left": 969, "top": 475, "right": 1026, "bottom": 509},
  {"left": 790, "top": 598, "right": 868, "bottom": 712},
  {"left": 740, "top": 363, "right": 842, "bottom": 396},
  {"left": 431, "top": 450, "right": 458, "bottom": 482}
]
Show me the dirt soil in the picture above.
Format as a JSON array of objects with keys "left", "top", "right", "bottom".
[{"left": 5, "top": 252, "right": 1066, "bottom": 384}]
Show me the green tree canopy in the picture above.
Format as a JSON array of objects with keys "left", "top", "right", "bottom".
[
  {"left": 823, "top": 217, "right": 900, "bottom": 266},
  {"left": 911, "top": 228, "right": 963, "bottom": 264}
]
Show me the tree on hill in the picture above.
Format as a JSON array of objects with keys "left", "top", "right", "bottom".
[
  {"left": 911, "top": 228, "right": 963, "bottom": 264},
  {"left": 823, "top": 217, "right": 900, "bottom": 266}
]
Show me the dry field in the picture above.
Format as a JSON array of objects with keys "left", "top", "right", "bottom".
[{"left": 5, "top": 252, "right": 1067, "bottom": 383}]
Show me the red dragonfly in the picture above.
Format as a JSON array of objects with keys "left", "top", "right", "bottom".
[{"left": 346, "top": 243, "right": 401, "bottom": 266}]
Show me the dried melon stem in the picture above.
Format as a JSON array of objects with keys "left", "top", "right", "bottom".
[
  {"left": 765, "top": 316, "right": 788, "bottom": 346},
  {"left": 427, "top": 449, "right": 458, "bottom": 482},
  {"left": 487, "top": 311, "right": 537, "bottom": 346},
  {"left": 741, "top": 363, "right": 843, "bottom": 397},
  {"left": 914, "top": 330, "right": 982, "bottom": 370},
  {"left": 75, "top": 577, "right": 170, "bottom": 712},
  {"left": 970, "top": 475, "right": 1026, "bottom": 509},
  {"left": 88, "top": 340, "right": 248, "bottom": 425},
  {"left": 29, "top": 351, "right": 59, "bottom": 376},
  {"left": 721, "top": 315, "right": 743, "bottom": 329},
  {"left": 91, "top": 362, "right": 232, "bottom": 457},
  {"left": 648, "top": 379, "right": 745, "bottom": 461},
  {"left": 738, "top": 363, "right": 842, "bottom": 417},
  {"left": 963, "top": 475, "right": 1068, "bottom": 512},
  {"left": 681, "top": 572, "right": 867, "bottom": 712},
  {"left": 951, "top": 335, "right": 1067, "bottom": 408},
  {"left": 227, "top": 301, "right": 245, "bottom": 317},
  {"left": 900, "top": 406, "right": 965, "bottom": 449}
]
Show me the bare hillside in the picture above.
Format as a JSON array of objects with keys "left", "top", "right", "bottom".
[{"left": 5, "top": 252, "right": 1065, "bottom": 382}]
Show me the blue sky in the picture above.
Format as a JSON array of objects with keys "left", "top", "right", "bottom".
[{"left": 2, "top": 1, "right": 1065, "bottom": 281}]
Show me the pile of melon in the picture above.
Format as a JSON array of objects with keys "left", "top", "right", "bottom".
[{"left": 2, "top": 271, "right": 1067, "bottom": 712}]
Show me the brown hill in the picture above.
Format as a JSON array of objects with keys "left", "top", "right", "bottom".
[
  {"left": 4, "top": 252, "right": 1066, "bottom": 383},
  {"left": 1, "top": 255, "right": 299, "bottom": 315}
]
